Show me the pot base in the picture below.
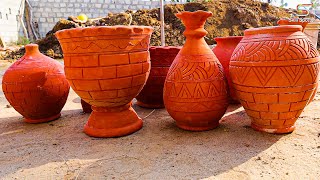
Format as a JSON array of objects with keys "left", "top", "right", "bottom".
[
  {"left": 24, "top": 113, "right": 61, "bottom": 124},
  {"left": 84, "top": 104, "right": 143, "bottom": 138},
  {"left": 136, "top": 100, "right": 164, "bottom": 109},
  {"left": 176, "top": 121, "right": 219, "bottom": 131},
  {"left": 251, "top": 123, "right": 295, "bottom": 134}
]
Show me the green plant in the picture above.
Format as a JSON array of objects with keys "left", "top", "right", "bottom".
[{"left": 16, "top": 36, "right": 30, "bottom": 45}]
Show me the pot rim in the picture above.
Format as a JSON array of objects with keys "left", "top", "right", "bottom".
[
  {"left": 55, "top": 25, "right": 153, "bottom": 39},
  {"left": 214, "top": 36, "right": 243, "bottom": 41},
  {"left": 244, "top": 25, "right": 302, "bottom": 36}
]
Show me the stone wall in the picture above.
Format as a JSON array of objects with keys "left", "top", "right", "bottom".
[
  {"left": 29, "top": 0, "right": 186, "bottom": 38},
  {"left": 0, "top": 0, "right": 23, "bottom": 44}
]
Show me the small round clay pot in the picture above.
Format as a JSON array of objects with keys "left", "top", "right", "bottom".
[
  {"left": 2, "top": 44, "right": 70, "bottom": 123},
  {"left": 56, "top": 26, "right": 153, "bottom": 138},
  {"left": 81, "top": 99, "right": 92, "bottom": 113},
  {"left": 136, "top": 46, "right": 181, "bottom": 108},
  {"left": 213, "top": 36, "right": 243, "bottom": 104},
  {"left": 164, "top": 11, "right": 229, "bottom": 131},
  {"left": 230, "top": 25, "right": 320, "bottom": 134}
]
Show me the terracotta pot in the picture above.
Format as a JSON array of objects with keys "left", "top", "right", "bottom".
[
  {"left": 136, "top": 46, "right": 181, "bottom": 108},
  {"left": 56, "top": 26, "right": 153, "bottom": 138},
  {"left": 2, "top": 44, "right": 70, "bottom": 123},
  {"left": 213, "top": 36, "right": 243, "bottom": 104},
  {"left": 163, "top": 11, "right": 229, "bottom": 131},
  {"left": 230, "top": 25, "right": 320, "bottom": 134},
  {"left": 81, "top": 99, "right": 92, "bottom": 113},
  {"left": 278, "top": 19, "right": 318, "bottom": 104}
]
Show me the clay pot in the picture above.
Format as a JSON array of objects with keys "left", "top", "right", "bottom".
[
  {"left": 163, "top": 11, "right": 229, "bottom": 131},
  {"left": 2, "top": 44, "right": 70, "bottom": 123},
  {"left": 56, "top": 26, "right": 153, "bottom": 138},
  {"left": 230, "top": 25, "right": 320, "bottom": 134},
  {"left": 277, "top": 19, "right": 318, "bottom": 104},
  {"left": 81, "top": 99, "right": 92, "bottom": 113},
  {"left": 136, "top": 46, "right": 181, "bottom": 108},
  {"left": 213, "top": 36, "right": 243, "bottom": 104}
]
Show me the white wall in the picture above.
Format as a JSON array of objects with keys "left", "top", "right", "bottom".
[{"left": 0, "top": 0, "right": 22, "bottom": 44}]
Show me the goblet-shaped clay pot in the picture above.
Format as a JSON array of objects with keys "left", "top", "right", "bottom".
[
  {"left": 56, "top": 26, "right": 153, "bottom": 138},
  {"left": 2, "top": 44, "right": 70, "bottom": 123},
  {"left": 163, "top": 11, "right": 229, "bottom": 131},
  {"left": 230, "top": 25, "right": 320, "bottom": 134},
  {"left": 136, "top": 46, "right": 181, "bottom": 108},
  {"left": 213, "top": 36, "right": 243, "bottom": 104}
]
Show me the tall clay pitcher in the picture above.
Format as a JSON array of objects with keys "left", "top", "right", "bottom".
[{"left": 163, "top": 11, "right": 229, "bottom": 131}]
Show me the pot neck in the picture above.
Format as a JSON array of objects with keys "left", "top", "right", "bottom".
[
  {"left": 176, "top": 11, "right": 212, "bottom": 39},
  {"left": 22, "top": 44, "right": 42, "bottom": 60}
]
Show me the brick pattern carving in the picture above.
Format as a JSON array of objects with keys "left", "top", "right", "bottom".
[
  {"left": 230, "top": 27, "right": 320, "bottom": 133},
  {"left": 136, "top": 46, "right": 181, "bottom": 108},
  {"left": 56, "top": 26, "right": 153, "bottom": 137},
  {"left": 2, "top": 49, "right": 70, "bottom": 121}
]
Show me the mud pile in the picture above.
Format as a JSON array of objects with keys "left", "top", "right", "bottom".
[{"left": 2, "top": 0, "right": 291, "bottom": 60}]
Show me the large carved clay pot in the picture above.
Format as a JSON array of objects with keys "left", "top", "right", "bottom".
[
  {"left": 278, "top": 19, "right": 318, "bottom": 104},
  {"left": 163, "top": 11, "right": 229, "bottom": 131},
  {"left": 230, "top": 25, "right": 320, "bottom": 134},
  {"left": 2, "top": 44, "right": 70, "bottom": 123},
  {"left": 56, "top": 26, "right": 153, "bottom": 138},
  {"left": 136, "top": 46, "right": 181, "bottom": 108},
  {"left": 213, "top": 36, "right": 243, "bottom": 104}
]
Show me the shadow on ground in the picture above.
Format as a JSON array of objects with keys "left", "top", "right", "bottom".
[{"left": 0, "top": 103, "right": 285, "bottom": 179}]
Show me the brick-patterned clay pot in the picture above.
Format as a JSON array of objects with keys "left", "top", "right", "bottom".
[
  {"left": 213, "top": 36, "right": 243, "bottom": 104},
  {"left": 81, "top": 99, "right": 92, "bottom": 113},
  {"left": 163, "top": 11, "right": 229, "bottom": 131},
  {"left": 230, "top": 25, "right": 320, "bottom": 134},
  {"left": 136, "top": 46, "right": 181, "bottom": 108},
  {"left": 2, "top": 44, "right": 70, "bottom": 123},
  {"left": 56, "top": 26, "right": 153, "bottom": 138}
]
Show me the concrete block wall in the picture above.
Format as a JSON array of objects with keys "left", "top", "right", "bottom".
[
  {"left": 29, "top": 0, "right": 187, "bottom": 38},
  {"left": 0, "top": 0, "right": 22, "bottom": 44}
]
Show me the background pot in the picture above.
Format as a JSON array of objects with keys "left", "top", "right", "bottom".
[
  {"left": 163, "top": 11, "right": 229, "bottom": 131},
  {"left": 136, "top": 46, "right": 181, "bottom": 108},
  {"left": 213, "top": 36, "right": 243, "bottom": 104},
  {"left": 56, "top": 26, "right": 153, "bottom": 138},
  {"left": 2, "top": 44, "right": 70, "bottom": 123},
  {"left": 230, "top": 25, "right": 320, "bottom": 134}
]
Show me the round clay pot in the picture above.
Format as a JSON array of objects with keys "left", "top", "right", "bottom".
[
  {"left": 230, "top": 25, "right": 320, "bottom": 134},
  {"left": 163, "top": 11, "right": 229, "bottom": 131},
  {"left": 136, "top": 46, "right": 181, "bottom": 108},
  {"left": 56, "top": 26, "right": 153, "bottom": 138},
  {"left": 81, "top": 99, "right": 92, "bottom": 113},
  {"left": 2, "top": 44, "right": 70, "bottom": 123},
  {"left": 277, "top": 19, "right": 318, "bottom": 105},
  {"left": 213, "top": 36, "right": 243, "bottom": 104}
]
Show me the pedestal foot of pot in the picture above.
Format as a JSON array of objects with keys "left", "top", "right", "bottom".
[
  {"left": 251, "top": 123, "right": 295, "bottom": 134},
  {"left": 84, "top": 104, "right": 143, "bottom": 138},
  {"left": 176, "top": 121, "right": 219, "bottom": 131},
  {"left": 24, "top": 113, "right": 61, "bottom": 124},
  {"left": 136, "top": 100, "right": 164, "bottom": 109}
]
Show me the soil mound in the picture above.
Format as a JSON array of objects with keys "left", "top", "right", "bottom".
[{"left": 2, "top": 0, "right": 291, "bottom": 60}]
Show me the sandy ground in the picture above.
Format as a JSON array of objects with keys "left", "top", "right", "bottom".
[{"left": 0, "top": 60, "right": 319, "bottom": 180}]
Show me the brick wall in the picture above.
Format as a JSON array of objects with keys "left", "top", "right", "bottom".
[
  {"left": 0, "top": 0, "right": 22, "bottom": 44},
  {"left": 29, "top": 0, "right": 186, "bottom": 38}
]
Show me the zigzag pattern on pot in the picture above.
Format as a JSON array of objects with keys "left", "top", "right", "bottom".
[{"left": 232, "top": 38, "right": 319, "bottom": 61}]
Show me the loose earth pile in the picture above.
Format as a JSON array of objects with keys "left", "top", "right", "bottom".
[{"left": 2, "top": 0, "right": 291, "bottom": 60}]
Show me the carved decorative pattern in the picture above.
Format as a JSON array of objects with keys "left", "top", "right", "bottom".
[{"left": 229, "top": 28, "right": 320, "bottom": 133}]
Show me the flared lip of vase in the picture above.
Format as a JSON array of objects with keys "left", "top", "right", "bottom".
[
  {"left": 55, "top": 25, "right": 153, "bottom": 39},
  {"left": 244, "top": 25, "right": 302, "bottom": 36},
  {"left": 214, "top": 36, "right": 244, "bottom": 41}
]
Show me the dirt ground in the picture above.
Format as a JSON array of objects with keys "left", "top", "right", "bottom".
[{"left": 0, "top": 60, "right": 319, "bottom": 179}]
